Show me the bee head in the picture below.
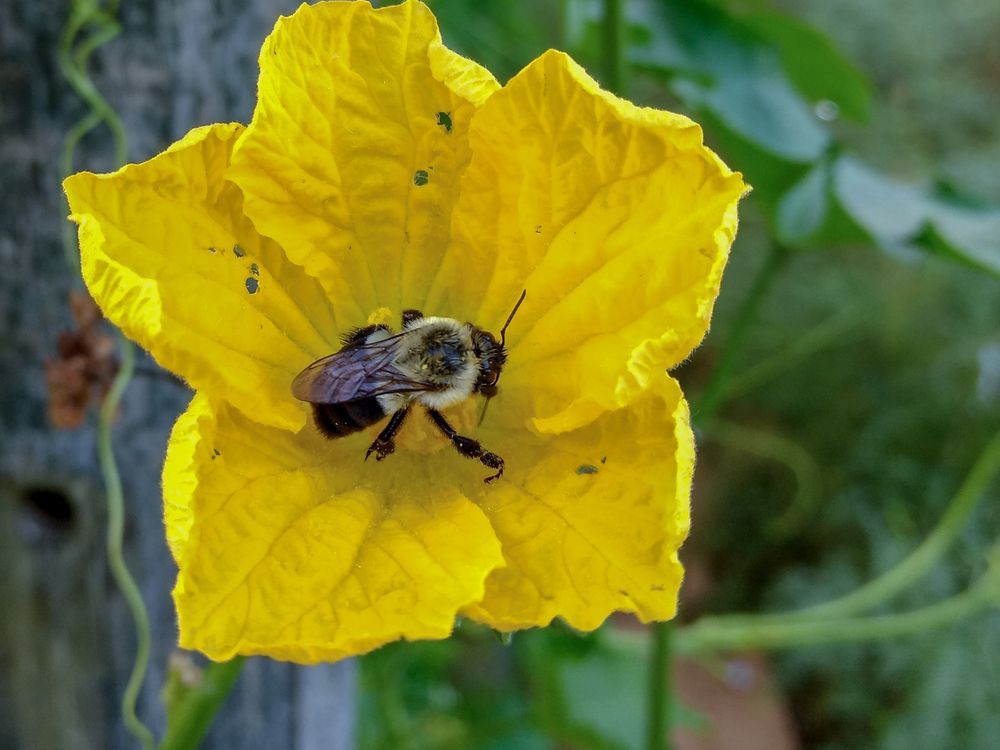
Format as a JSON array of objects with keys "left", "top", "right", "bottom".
[
  {"left": 470, "top": 289, "right": 526, "bottom": 401},
  {"left": 471, "top": 329, "right": 506, "bottom": 396}
]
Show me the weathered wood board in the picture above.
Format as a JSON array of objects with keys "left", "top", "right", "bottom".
[{"left": 0, "top": 2, "right": 355, "bottom": 747}]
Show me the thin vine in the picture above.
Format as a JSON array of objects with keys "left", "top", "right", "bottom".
[{"left": 58, "top": 2, "right": 154, "bottom": 748}]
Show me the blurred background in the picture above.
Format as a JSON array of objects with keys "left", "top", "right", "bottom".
[{"left": 2, "top": 1, "right": 998, "bottom": 748}]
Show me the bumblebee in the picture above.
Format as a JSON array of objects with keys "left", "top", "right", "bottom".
[{"left": 292, "top": 291, "right": 526, "bottom": 483}]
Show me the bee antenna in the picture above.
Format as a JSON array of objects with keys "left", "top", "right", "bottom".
[
  {"left": 498, "top": 289, "right": 527, "bottom": 350},
  {"left": 482, "top": 290, "right": 526, "bottom": 410},
  {"left": 477, "top": 394, "right": 492, "bottom": 426}
]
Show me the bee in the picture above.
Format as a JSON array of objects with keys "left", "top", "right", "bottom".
[{"left": 292, "top": 291, "right": 526, "bottom": 483}]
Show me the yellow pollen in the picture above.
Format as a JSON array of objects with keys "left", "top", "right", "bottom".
[{"left": 366, "top": 307, "right": 394, "bottom": 327}]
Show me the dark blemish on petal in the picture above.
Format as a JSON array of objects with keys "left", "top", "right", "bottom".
[
  {"left": 245, "top": 277, "right": 259, "bottom": 294},
  {"left": 435, "top": 111, "right": 453, "bottom": 133},
  {"left": 211, "top": 448, "right": 221, "bottom": 460},
  {"left": 698, "top": 247, "right": 712, "bottom": 259},
  {"left": 535, "top": 225, "right": 542, "bottom": 234},
  {"left": 651, "top": 584, "right": 665, "bottom": 592},
  {"left": 601, "top": 456, "right": 607, "bottom": 464},
  {"left": 249, "top": 263, "right": 260, "bottom": 276},
  {"left": 233, "top": 244, "right": 245, "bottom": 258},
  {"left": 575, "top": 464, "right": 599, "bottom": 475},
  {"left": 208, "top": 246, "right": 218, "bottom": 254},
  {"left": 619, "top": 589, "right": 630, "bottom": 598},
  {"left": 413, "top": 170, "right": 429, "bottom": 186}
]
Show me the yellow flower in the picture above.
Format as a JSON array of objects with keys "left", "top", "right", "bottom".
[{"left": 64, "top": 0, "right": 744, "bottom": 663}]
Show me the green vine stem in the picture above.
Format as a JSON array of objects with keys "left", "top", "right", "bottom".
[
  {"left": 100, "top": 336, "right": 155, "bottom": 750},
  {"left": 699, "top": 422, "right": 1000, "bottom": 631},
  {"left": 58, "top": 1, "right": 157, "bottom": 747},
  {"left": 604, "top": 549, "right": 999, "bottom": 657},
  {"left": 605, "top": 424, "right": 1000, "bottom": 662},
  {"left": 57, "top": 3, "right": 128, "bottom": 168},
  {"left": 159, "top": 658, "right": 246, "bottom": 750},
  {"left": 59, "top": 110, "right": 102, "bottom": 267},
  {"left": 675, "top": 557, "right": 1000, "bottom": 655},
  {"left": 646, "top": 619, "right": 673, "bottom": 750},
  {"left": 794, "top": 423, "right": 1000, "bottom": 619},
  {"left": 558, "top": 0, "right": 571, "bottom": 50},
  {"left": 602, "top": 0, "right": 629, "bottom": 97}
]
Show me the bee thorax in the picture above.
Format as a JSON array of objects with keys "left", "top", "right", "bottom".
[
  {"left": 397, "top": 326, "right": 476, "bottom": 387},
  {"left": 389, "top": 321, "right": 480, "bottom": 409},
  {"left": 416, "top": 347, "right": 466, "bottom": 381}
]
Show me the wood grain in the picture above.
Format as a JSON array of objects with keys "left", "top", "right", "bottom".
[{"left": 0, "top": 2, "right": 355, "bottom": 747}]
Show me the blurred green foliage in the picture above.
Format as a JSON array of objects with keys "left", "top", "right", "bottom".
[{"left": 361, "top": 1, "right": 1000, "bottom": 748}]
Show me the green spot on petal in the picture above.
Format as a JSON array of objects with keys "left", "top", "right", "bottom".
[
  {"left": 575, "top": 464, "right": 599, "bottom": 475},
  {"left": 233, "top": 244, "right": 245, "bottom": 257},
  {"left": 413, "top": 170, "right": 429, "bottom": 186},
  {"left": 435, "top": 111, "right": 452, "bottom": 133},
  {"left": 245, "top": 277, "right": 259, "bottom": 294}
]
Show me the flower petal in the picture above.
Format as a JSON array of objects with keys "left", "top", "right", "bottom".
[
  {"left": 164, "top": 394, "right": 504, "bottom": 663},
  {"left": 228, "top": 0, "right": 500, "bottom": 316},
  {"left": 64, "top": 124, "right": 340, "bottom": 431},
  {"left": 427, "top": 51, "right": 746, "bottom": 433},
  {"left": 464, "top": 377, "right": 693, "bottom": 631},
  {"left": 163, "top": 392, "right": 213, "bottom": 563}
]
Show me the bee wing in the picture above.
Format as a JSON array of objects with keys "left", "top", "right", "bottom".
[{"left": 292, "top": 332, "right": 435, "bottom": 404}]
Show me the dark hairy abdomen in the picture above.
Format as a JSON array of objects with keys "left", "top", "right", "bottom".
[{"left": 312, "top": 399, "right": 386, "bottom": 438}]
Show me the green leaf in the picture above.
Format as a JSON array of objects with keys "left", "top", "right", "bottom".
[
  {"left": 776, "top": 159, "right": 831, "bottom": 244},
  {"left": 775, "top": 155, "right": 869, "bottom": 248},
  {"left": 521, "top": 628, "right": 708, "bottom": 750},
  {"left": 829, "top": 155, "right": 1000, "bottom": 277},
  {"left": 632, "top": 0, "right": 829, "bottom": 163},
  {"left": 833, "top": 156, "right": 928, "bottom": 244},
  {"left": 917, "top": 207, "right": 1000, "bottom": 278},
  {"left": 741, "top": 10, "right": 872, "bottom": 121}
]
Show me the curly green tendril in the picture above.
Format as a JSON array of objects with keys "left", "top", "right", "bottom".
[{"left": 58, "top": 2, "right": 154, "bottom": 748}]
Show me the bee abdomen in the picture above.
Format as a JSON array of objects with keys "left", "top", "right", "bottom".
[{"left": 312, "top": 399, "right": 386, "bottom": 438}]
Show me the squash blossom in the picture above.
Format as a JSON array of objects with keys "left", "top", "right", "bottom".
[{"left": 64, "top": 0, "right": 744, "bottom": 663}]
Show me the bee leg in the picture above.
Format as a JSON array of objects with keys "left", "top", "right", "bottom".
[
  {"left": 366, "top": 408, "right": 409, "bottom": 462},
  {"left": 401, "top": 309, "right": 424, "bottom": 328},
  {"left": 426, "top": 409, "right": 504, "bottom": 483}
]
